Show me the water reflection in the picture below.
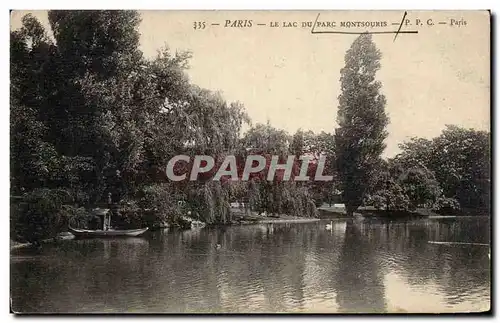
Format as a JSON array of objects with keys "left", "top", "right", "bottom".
[
  {"left": 11, "top": 218, "right": 490, "bottom": 313},
  {"left": 334, "top": 220, "right": 386, "bottom": 313}
]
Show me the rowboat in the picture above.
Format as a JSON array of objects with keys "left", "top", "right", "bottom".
[
  {"left": 68, "top": 225, "right": 148, "bottom": 238},
  {"left": 68, "top": 207, "right": 148, "bottom": 238}
]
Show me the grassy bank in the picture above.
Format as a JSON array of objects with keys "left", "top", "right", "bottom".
[
  {"left": 317, "top": 206, "right": 349, "bottom": 218},
  {"left": 228, "top": 208, "right": 320, "bottom": 225}
]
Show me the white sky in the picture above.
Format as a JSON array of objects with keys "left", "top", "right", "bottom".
[{"left": 10, "top": 10, "right": 490, "bottom": 157}]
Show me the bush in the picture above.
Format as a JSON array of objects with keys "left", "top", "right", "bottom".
[
  {"left": 312, "top": 192, "right": 324, "bottom": 208},
  {"left": 134, "top": 184, "right": 183, "bottom": 227},
  {"left": 12, "top": 189, "right": 72, "bottom": 243},
  {"left": 64, "top": 205, "right": 95, "bottom": 229},
  {"left": 186, "top": 181, "right": 231, "bottom": 224},
  {"left": 365, "top": 184, "right": 410, "bottom": 211},
  {"left": 433, "top": 197, "right": 461, "bottom": 215},
  {"left": 241, "top": 180, "right": 318, "bottom": 218},
  {"left": 277, "top": 183, "right": 318, "bottom": 218}
]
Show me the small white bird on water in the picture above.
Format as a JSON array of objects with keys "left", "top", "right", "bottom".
[{"left": 325, "top": 221, "right": 333, "bottom": 230}]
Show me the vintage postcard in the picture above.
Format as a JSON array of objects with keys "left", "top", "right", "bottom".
[{"left": 10, "top": 10, "right": 491, "bottom": 314}]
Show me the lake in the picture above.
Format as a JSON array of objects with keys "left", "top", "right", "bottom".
[{"left": 10, "top": 217, "right": 491, "bottom": 313}]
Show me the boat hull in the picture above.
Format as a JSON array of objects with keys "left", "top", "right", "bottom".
[{"left": 68, "top": 226, "right": 148, "bottom": 238}]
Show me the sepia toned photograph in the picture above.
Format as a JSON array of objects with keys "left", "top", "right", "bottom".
[{"left": 9, "top": 10, "right": 491, "bottom": 314}]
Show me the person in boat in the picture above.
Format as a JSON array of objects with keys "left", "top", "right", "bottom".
[{"left": 105, "top": 192, "right": 112, "bottom": 231}]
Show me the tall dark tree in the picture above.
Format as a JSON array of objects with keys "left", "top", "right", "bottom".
[
  {"left": 10, "top": 14, "right": 59, "bottom": 194},
  {"left": 47, "top": 10, "right": 142, "bottom": 80},
  {"left": 334, "top": 34, "right": 389, "bottom": 216}
]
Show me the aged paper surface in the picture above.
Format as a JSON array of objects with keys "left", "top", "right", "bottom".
[{"left": 10, "top": 10, "right": 490, "bottom": 314}]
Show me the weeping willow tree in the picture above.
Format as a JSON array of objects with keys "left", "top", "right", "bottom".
[
  {"left": 185, "top": 181, "right": 231, "bottom": 224},
  {"left": 279, "top": 182, "right": 318, "bottom": 217},
  {"left": 238, "top": 124, "right": 320, "bottom": 218},
  {"left": 241, "top": 180, "right": 318, "bottom": 218},
  {"left": 184, "top": 177, "right": 318, "bottom": 223}
]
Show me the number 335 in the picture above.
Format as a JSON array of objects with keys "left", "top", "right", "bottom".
[{"left": 193, "top": 22, "right": 206, "bottom": 30}]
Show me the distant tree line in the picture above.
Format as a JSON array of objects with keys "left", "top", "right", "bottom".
[{"left": 373, "top": 125, "right": 490, "bottom": 213}]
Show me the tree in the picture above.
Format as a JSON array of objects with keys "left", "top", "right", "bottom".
[
  {"left": 365, "top": 160, "right": 442, "bottom": 212},
  {"left": 10, "top": 14, "right": 60, "bottom": 194},
  {"left": 290, "top": 129, "right": 305, "bottom": 158},
  {"left": 243, "top": 122, "right": 290, "bottom": 156},
  {"left": 334, "top": 34, "right": 389, "bottom": 216},
  {"left": 9, "top": 11, "right": 148, "bottom": 204},
  {"left": 431, "top": 126, "right": 490, "bottom": 209},
  {"left": 238, "top": 124, "right": 318, "bottom": 218},
  {"left": 47, "top": 10, "right": 142, "bottom": 80},
  {"left": 396, "top": 125, "right": 490, "bottom": 210},
  {"left": 303, "top": 131, "right": 335, "bottom": 161},
  {"left": 302, "top": 131, "right": 337, "bottom": 206},
  {"left": 400, "top": 166, "right": 442, "bottom": 210}
]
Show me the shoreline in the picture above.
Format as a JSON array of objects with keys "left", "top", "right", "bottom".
[
  {"left": 10, "top": 233, "right": 75, "bottom": 251},
  {"left": 232, "top": 217, "right": 321, "bottom": 225},
  {"left": 10, "top": 241, "right": 31, "bottom": 251},
  {"left": 253, "top": 218, "right": 320, "bottom": 224}
]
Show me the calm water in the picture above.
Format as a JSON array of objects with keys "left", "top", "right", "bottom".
[{"left": 11, "top": 217, "right": 491, "bottom": 313}]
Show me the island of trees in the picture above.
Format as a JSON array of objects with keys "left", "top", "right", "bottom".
[{"left": 10, "top": 11, "right": 490, "bottom": 244}]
